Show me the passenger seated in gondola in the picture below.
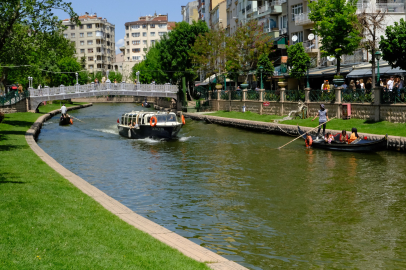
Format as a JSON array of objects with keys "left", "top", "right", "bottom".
[
  {"left": 338, "top": 130, "right": 348, "bottom": 143},
  {"left": 348, "top": 127, "right": 360, "bottom": 144},
  {"left": 324, "top": 132, "right": 334, "bottom": 144},
  {"left": 305, "top": 133, "right": 313, "bottom": 148}
]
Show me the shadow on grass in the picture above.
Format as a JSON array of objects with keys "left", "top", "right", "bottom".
[
  {"left": 364, "top": 120, "right": 383, "bottom": 124},
  {"left": 0, "top": 144, "right": 28, "bottom": 151},
  {"left": 0, "top": 172, "right": 25, "bottom": 184},
  {"left": 2, "top": 120, "right": 36, "bottom": 129}
]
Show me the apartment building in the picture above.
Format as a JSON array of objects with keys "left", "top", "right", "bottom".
[
  {"left": 210, "top": 1, "right": 227, "bottom": 29},
  {"left": 122, "top": 14, "right": 175, "bottom": 67},
  {"left": 62, "top": 13, "right": 116, "bottom": 74},
  {"left": 182, "top": 1, "right": 199, "bottom": 24}
]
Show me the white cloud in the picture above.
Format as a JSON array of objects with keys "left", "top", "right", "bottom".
[{"left": 115, "top": 38, "right": 124, "bottom": 54}]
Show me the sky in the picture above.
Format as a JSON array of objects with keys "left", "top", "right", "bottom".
[{"left": 53, "top": 0, "right": 187, "bottom": 54}]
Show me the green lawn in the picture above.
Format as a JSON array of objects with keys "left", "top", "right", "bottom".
[
  {"left": 0, "top": 108, "right": 209, "bottom": 269},
  {"left": 207, "top": 111, "right": 406, "bottom": 137},
  {"left": 208, "top": 111, "right": 285, "bottom": 122}
]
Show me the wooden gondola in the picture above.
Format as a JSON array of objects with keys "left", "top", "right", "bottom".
[
  {"left": 117, "top": 111, "right": 184, "bottom": 140},
  {"left": 59, "top": 115, "right": 72, "bottom": 126},
  {"left": 298, "top": 126, "right": 388, "bottom": 152}
]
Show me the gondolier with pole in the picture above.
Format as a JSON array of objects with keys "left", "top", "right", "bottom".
[
  {"left": 312, "top": 104, "right": 329, "bottom": 139},
  {"left": 61, "top": 104, "right": 67, "bottom": 118}
]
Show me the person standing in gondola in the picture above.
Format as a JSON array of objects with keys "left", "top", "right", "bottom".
[
  {"left": 61, "top": 104, "right": 67, "bottom": 119},
  {"left": 312, "top": 104, "right": 329, "bottom": 139}
]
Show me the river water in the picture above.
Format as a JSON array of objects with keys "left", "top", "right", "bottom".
[{"left": 37, "top": 103, "right": 406, "bottom": 269}]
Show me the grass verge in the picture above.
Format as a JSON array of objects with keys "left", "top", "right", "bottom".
[
  {"left": 207, "top": 111, "right": 406, "bottom": 137},
  {"left": 0, "top": 106, "right": 209, "bottom": 269}
]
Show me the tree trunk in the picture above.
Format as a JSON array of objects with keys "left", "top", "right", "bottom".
[{"left": 336, "top": 57, "right": 341, "bottom": 75}]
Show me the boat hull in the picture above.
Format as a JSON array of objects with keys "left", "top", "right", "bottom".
[
  {"left": 118, "top": 124, "right": 182, "bottom": 139},
  {"left": 59, "top": 116, "right": 71, "bottom": 126},
  {"left": 298, "top": 127, "right": 388, "bottom": 152}
]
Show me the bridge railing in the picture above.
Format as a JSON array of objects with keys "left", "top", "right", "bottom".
[{"left": 29, "top": 83, "right": 178, "bottom": 97}]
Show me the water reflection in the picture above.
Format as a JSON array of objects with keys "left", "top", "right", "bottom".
[{"left": 37, "top": 103, "right": 406, "bottom": 269}]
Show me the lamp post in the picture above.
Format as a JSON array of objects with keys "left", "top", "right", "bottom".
[
  {"left": 375, "top": 51, "right": 382, "bottom": 86},
  {"left": 259, "top": 66, "right": 264, "bottom": 89},
  {"left": 306, "top": 60, "right": 311, "bottom": 88},
  {"left": 75, "top": 72, "right": 78, "bottom": 85}
]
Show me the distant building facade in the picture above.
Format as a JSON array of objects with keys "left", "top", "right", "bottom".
[
  {"left": 181, "top": 1, "right": 199, "bottom": 24},
  {"left": 122, "top": 14, "right": 176, "bottom": 67},
  {"left": 62, "top": 12, "right": 115, "bottom": 74}
]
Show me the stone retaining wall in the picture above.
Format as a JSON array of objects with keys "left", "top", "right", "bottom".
[
  {"left": 0, "top": 98, "right": 30, "bottom": 113},
  {"left": 183, "top": 112, "right": 406, "bottom": 151}
]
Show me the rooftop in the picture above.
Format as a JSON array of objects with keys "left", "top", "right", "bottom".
[{"left": 125, "top": 14, "right": 169, "bottom": 26}]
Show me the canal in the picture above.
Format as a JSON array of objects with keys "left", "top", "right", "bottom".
[{"left": 37, "top": 103, "right": 406, "bottom": 269}]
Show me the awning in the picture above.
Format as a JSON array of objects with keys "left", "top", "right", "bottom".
[
  {"left": 306, "top": 66, "right": 352, "bottom": 78},
  {"left": 347, "top": 66, "right": 406, "bottom": 78}
]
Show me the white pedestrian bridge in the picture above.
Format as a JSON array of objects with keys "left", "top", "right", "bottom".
[{"left": 29, "top": 82, "right": 179, "bottom": 110}]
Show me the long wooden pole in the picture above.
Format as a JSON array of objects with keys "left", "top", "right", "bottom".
[
  {"left": 278, "top": 117, "right": 336, "bottom": 150},
  {"left": 70, "top": 115, "right": 84, "bottom": 123}
]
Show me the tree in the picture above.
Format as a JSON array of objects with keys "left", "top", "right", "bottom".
[
  {"left": 358, "top": 8, "right": 386, "bottom": 86},
  {"left": 379, "top": 18, "right": 406, "bottom": 71},
  {"left": 53, "top": 57, "right": 84, "bottom": 86},
  {"left": 287, "top": 43, "right": 311, "bottom": 86},
  {"left": 225, "top": 20, "right": 274, "bottom": 82},
  {"left": 0, "top": 0, "right": 78, "bottom": 54},
  {"left": 308, "top": 0, "right": 362, "bottom": 74},
  {"left": 256, "top": 53, "right": 275, "bottom": 88}
]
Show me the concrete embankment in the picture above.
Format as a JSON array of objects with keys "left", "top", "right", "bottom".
[
  {"left": 25, "top": 105, "right": 247, "bottom": 270},
  {"left": 183, "top": 113, "right": 406, "bottom": 151}
]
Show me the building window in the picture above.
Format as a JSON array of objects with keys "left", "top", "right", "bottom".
[
  {"left": 150, "top": 24, "right": 155, "bottom": 28},
  {"left": 88, "top": 48, "right": 93, "bottom": 53},
  {"left": 132, "top": 40, "right": 140, "bottom": 45},
  {"left": 97, "top": 64, "right": 101, "bottom": 68},
  {"left": 126, "top": 33, "right": 129, "bottom": 38},
  {"left": 87, "top": 40, "right": 93, "bottom": 45},
  {"left": 131, "top": 25, "right": 140, "bottom": 29},
  {"left": 291, "top": 4, "right": 303, "bottom": 21},
  {"left": 143, "top": 32, "right": 147, "bottom": 37},
  {"left": 80, "top": 25, "right": 84, "bottom": 29},
  {"left": 143, "top": 56, "right": 147, "bottom": 60},
  {"left": 108, "top": 57, "right": 111, "bottom": 61},
  {"left": 63, "top": 34, "right": 68, "bottom": 38},
  {"left": 70, "top": 33, "right": 75, "bottom": 38},
  {"left": 280, "top": 15, "right": 287, "bottom": 29},
  {"left": 151, "top": 40, "right": 155, "bottom": 45},
  {"left": 143, "top": 48, "right": 147, "bottom": 51},
  {"left": 106, "top": 34, "right": 110, "bottom": 38},
  {"left": 80, "top": 41, "right": 84, "bottom": 45},
  {"left": 87, "top": 24, "right": 92, "bottom": 29},
  {"left": 107, "top": 49, "right": 110, "bottom": 53},
  {"left": 88, "top": 56, "right": 94, "bottom": 61},
  {"left": 150, "top": 32, "right": 155, "bottom": 36},
  {"left": 132, "top": 48, "right": 140, "bottom": 52},
  {"left": 107, "top": 41, "right": 110, "bottom": 46},
  {"left": 126, "top": 26, "right": 129, "bottom": 30},
  {"left": 89, "top": 65, "right": 94, "bottom": 69},
  {"left": 143, "top": 40, "right": 147, "bottom": 45},
  {"left": 80, "top": 33, "right": 84, "bottom": 37},
  {"left": 159, "top": 24, "right": 166, "bottom": 28},
  {"left": 80, "top": 49, "right": 85, "bottom": 53},
  {"left": 127, "top": 41, "right": 129, "bottom": 45},
  {"left": 133, "top": 33, "right": 140, "bottom": 37},
  {"left": 132, "top": 56, "right": 141, "bottom": 60},
  {"left": 159, "top": 32, "right": 166, "bottom": 36},
  {"left": 87, "top": 32, "right": 93, "bottom": 37},
  {"left": 127, "top": 49, "right": 130, "bottom": 53},
  {"left": 291, "top": 31, "right": 303, "bottom": 42},
  {"left": 142, "top": 24, "right": 147, "bottom": 28}
]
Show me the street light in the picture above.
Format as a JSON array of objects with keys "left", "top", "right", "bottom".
[
  {"left": 75, "top": 72, "right": 78, "bottom": 85},
  {"left": 259, "top": 66, "right": 264, "bottom": 89},
  {"left": 375, "top": 51, "right": 382, "bottom": 86},
  {"left": 306, "top": 60, "right": 311, "bottom": 88}
]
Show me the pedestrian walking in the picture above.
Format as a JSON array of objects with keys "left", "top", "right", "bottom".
[{"left": 312, "top": 104, "right": 330, "bottom": 139}]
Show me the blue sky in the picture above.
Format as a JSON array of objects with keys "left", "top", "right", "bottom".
[{"left": 53, "top": 0, "right": 187, "bottom": 54}]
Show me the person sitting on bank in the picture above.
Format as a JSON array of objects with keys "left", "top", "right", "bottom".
[
  {"left": 61, "top": 104, "right": 67, "bottom": 118},
  {"left": 338, "top": 130, "right": 348, "bottom": 143},
  {"left": 312, "top": 104, "right": 329, "bottom": 139},
  {"left": 348, "top": 127, "right": 360, "bottom": 144}
]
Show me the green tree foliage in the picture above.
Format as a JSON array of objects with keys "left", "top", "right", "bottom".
[
  {"left": 0, "top": 0, "right": 78, "bottom": 53},
  {"left": 225, "top": 20, "right": 274, "bottom": 82},
  {"left": 108, "top": 71, "right": 123, "bottom": 82},
  {"left": 256, "top": 53, "right": 275, "bottom": 83},
  {"left": 308, "top": 0, "right": 361, "bottom": 74},
  {"left": 52, "top": 57, "right": 86, "bottom": 86},
  {"left": 287, "top": 43, "right": 311, "bottom": 83},
  {"left": 379, "top": 18, "right": 406, "bottom": 71}
]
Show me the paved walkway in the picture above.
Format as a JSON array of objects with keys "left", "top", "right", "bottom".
[{"left": 25, "top": 104, "right": 247, "bottom": 270}]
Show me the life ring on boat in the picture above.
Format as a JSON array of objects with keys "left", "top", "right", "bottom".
[
  {"left": 181, "top": 115, "right": 186, "bottom": 125},
  {"left": 150, "top": 116, "right": 157, "bottom": 127},
  {"left": 69, "top": 119, "right": 73, "bottom": 125}
]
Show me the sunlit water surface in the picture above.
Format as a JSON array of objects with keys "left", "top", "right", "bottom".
[{"left": 38, "top": 103, "right": 406, "bottom": 269}]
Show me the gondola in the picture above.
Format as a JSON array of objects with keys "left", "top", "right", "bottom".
[
  {"left": 117, "top": 111, "right": 184, "bottom": 140},
  {"left": 142, "top": 101, "right": 151, "bottom": 108},
  {"left": 59, "top": 115, "right": 72, "bottom": 126},
  {"left": 298, "top": 126, "right": 387, "bottom": 152}
]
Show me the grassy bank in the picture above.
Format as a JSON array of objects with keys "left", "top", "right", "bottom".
[
  {"left": 38, "top": 102, "right": 88, "bottom": 114},
  {"left": 207, "top": 111, "right": 406, "bottom": 137},
  {"left": 0, "top": 106, "right": 209, "bottom": 269}
]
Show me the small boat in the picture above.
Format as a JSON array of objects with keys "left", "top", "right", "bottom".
[
  {"left": 298, "top": 126, "right": 387, "bottom": 152},
  {"left": 142, "top": 101, "right": 151, "bottom": 108},
  {"left": 117, "top": 111, "right": 184, "bottom": 139},
  {"left": 59, "top": 115, "right": 72, "bottom": 126}
]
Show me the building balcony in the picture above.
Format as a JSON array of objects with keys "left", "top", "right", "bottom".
[
  {"left": 264, "top": 27, "right": 280, "bottom": 39},
  {"left": 295, "top": 12, "right": 313, "bottom": 26},
  {"left": 303, "top": 39, "right": 319, "bottom": 53},
  {"left": 356, "top": 3, "right": 405, "bottom": 13}
]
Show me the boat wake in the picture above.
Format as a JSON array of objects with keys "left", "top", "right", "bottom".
[
  {"left": 178, "top": 136, "right": 192, "bottom": 142},
  {"left": 94, "top": 129, "right": 117, "bottom": 135}
]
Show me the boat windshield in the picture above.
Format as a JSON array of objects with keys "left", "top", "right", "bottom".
[{"left": 156, "top": 114, "right": 177, "bottom": 123}]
